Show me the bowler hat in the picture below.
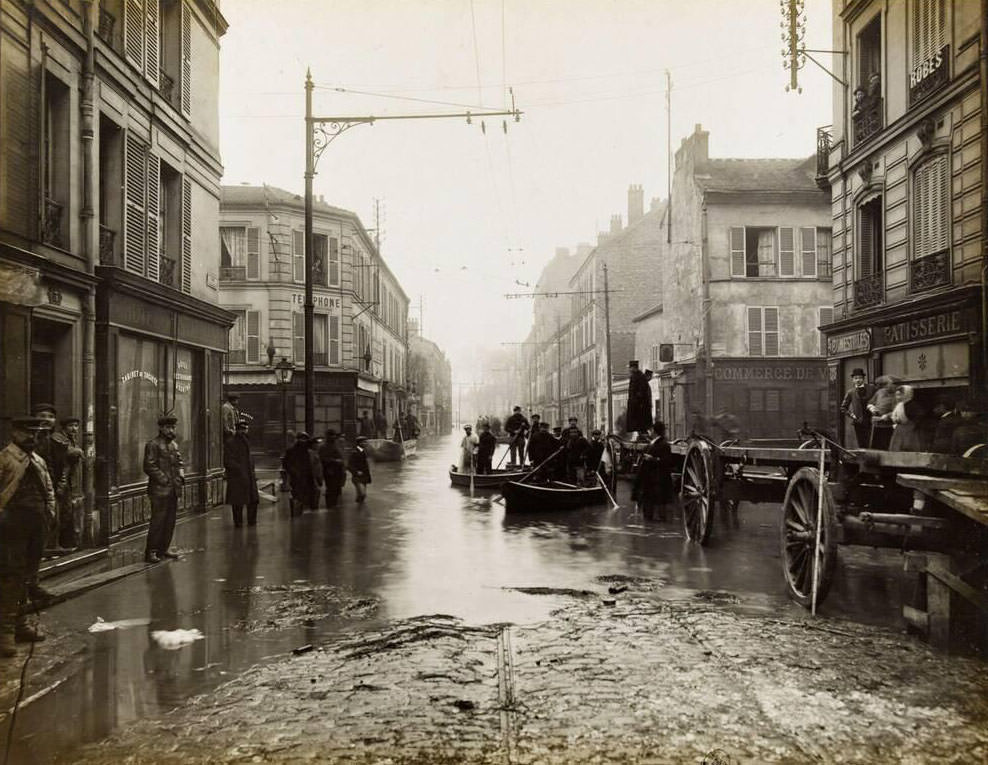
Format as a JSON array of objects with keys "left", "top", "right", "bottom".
[
  {"left": 851, "top": 368, "right": 866, "bottom": 377},
  {"left": 11, "top": 416, "right": 47, "bottom": 431},
  {"left": 158, "top": 414, "right": 178, "bottom": 426}
]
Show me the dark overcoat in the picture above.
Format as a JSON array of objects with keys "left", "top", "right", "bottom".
[
  {"left": 224, "top": 433, "right": 259, "bottom": 506},
  {"left": 626, "top": 369, "right": 653, "bottom": 433}
]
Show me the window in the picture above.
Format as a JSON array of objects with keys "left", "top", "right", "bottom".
[
  {"left": 799, "top": 228, "right": 817, "bottom": 277},
  {"left": 43, "top": 72, "right": 70, "bottom": 247},
  {"left": 730, "top": 227, "right": 777, "bottom": 277},
  {"left": 818, "top": 307, "right": 834, "bottom": 355},
  {"left": 857, "top": 196, "right": 883, "bottom": 278},
  {"left": 329, "top": 237, "right": 340, "bottom": 286},
  {"left": 228, "top": 310, "right": 260, "bottom": 364},
  {"left": 158, "top": 160, "right": 185, "bottom": 288},
  {"left": 329, "top": 315, "right": 340, "bottom": 365},
  {"left": 858, "top": 16, "right": 881, "bottom": 94},
  {"left": 313, "top": 233, "right": 328, "bottom": 287},
  {"left": 747, "top": 307, "right": 779, "bottom": 357},
  {"left": 220, "top": 226, "right": 260, "bottom": 280},
  {"left": 158, "top": 0, "right": 192, "bottom": 115},
  {"left": 98, "top": 117, "right": 124, "bottom": 264},
  {"left": 912, "top": 154, "right": 949, "bottom": 259},
  {"left": 292, "top": 230, "right": 304, "bottom": 283},
  {"left": 816, "top": 227, "right": 832, "bottom": 277},
  {"left": 292, "top": 312, "right": 304, "bottom": 363},
  {"left": 124, "top": 0, "right": 160, "bottom": 88},
  {"left": 313, "top": 314, "right": 328, "bottom": 365}
]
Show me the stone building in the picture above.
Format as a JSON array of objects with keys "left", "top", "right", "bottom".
[
  {"left": 637, "top": 125, "right": 833, "bottom": 440},
  {"left": 407, "top": 320, "right": 452, "bottom": 436},
  {"left": 821, "top": 0, "right": 985, "bottom": 446},
  {"left": 0, "top": 0, "right": 232, "bottom": 545},
  {"left": 218, "top": 185, "right": 410, "bottom": 450}
]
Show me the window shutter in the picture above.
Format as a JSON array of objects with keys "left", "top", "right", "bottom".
[
  {"left": 292, "top": 230, "right": 304, "bottom": 282},
  {"left": 180, "top": 1, "right": 192, "bottom": 117},
  {"left": 330, "top": 315, "right": 340, "bottom": 365},
  {"left": 764, "top": 307, "right": 779, "bottom": 356},
  {"left": 246, "top": 310, "right": 260, "bottom": 363},
  {"left": 144, "top": 0, "right": 159, "bottom": 87},
  {"left": 779, "top": 227, "right": 795, "bottom": 276},
  {"left": 799, "top": 227, "right": 817, "bottom": 277},
  {"left": 747, "top": 306, "right": 762, "bottom": 356},
  {"left": 329, "top": 237, "right": 340, "bottom": 286},
  {"left": 858, "top": 206, "right": 873, "bottom": 277},
  {"left": 124, "top": 0, "right": 144, "bottom": 73},
  {"left": 819, "top": 306, "right": 834, "bottom": 354},
  {"left": 247, "top": 226, "right": 260, "bottom": 279},
  {"left": 124, "top": 133, "right": 147, "bottom": 275},
  {"left": 932, "top": 154, "right": 948, "bottom": 252},
  {"left": 730, "top": 227, "right": 745, "bottom": 277},
  {"left": 181, "top": 177, "right": 192, "bottom": 293},
  {"left": 292, "top": 312, "right": 304, "bottom": 363},
  {"left": 145, "top": 153, "right": 160, "bottom": 282}
]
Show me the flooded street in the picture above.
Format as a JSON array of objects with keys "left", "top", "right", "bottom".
[{"left": 4, "top": 435, "right": 913, "bottom": 763}]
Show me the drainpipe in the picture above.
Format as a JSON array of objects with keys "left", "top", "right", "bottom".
[
  {"left": 980, "top": 0, "right": 988, "bottom": 385},
  {"left": 700, "top": 195, "right": 713, "bottom": 419},
  {"left": 80, "top": 0, "right": 98, "bottom": 544}
]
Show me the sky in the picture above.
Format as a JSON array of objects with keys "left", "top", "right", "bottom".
[{"left": 218, "top": 0, "right": 834, "bottom": 384}]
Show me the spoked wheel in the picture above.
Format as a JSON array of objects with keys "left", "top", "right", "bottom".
[
  {"left": 680, "top": 441, "right": 714, "bottom": 544},
  {"left": 780, "top": 467, "right": 838, "bottom": 608}
]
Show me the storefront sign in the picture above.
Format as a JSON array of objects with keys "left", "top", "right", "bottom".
[
  {"left": 291, "top": 292, "right": 341, "bottom": 310},
  {"left": 713, "top": 365, "right": 828, "bottom": 382},
  {"left": 120, "top": 369, "right": 159, "bottom": 386},
  {"left": 0, "top": 261, "right": 43, "bottom": 306},
  {"left": 827, "top": 328, "right": 871, "bottom": 357},
  {"left": 909, "top": 45, "right": 949, "bottom": 105},
  {"left": 878, "top": 308, "right": 964, "bottom": 347}
]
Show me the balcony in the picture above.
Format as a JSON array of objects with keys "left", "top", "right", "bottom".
[
  {"left": 99, "top": 225, "right": 118, "bottom": 265},
  {"left": 815, "top": 126, "right": 832, "bottom": 189},
  {"left": 43, "top": 198, "right": 64, "bottom": 247},
  {"left": 853, "top": 273, "right": 883, "bottom": 310},
  {"left": 909, "top": 249, "right": 950, "bottom": 293},
  {"left": 97, "top": 5, "right": 116, "bottom": 46},
  {"left": 159, "top": 72, "right": 175, "bottom": 104},
  {"left": 160, "top": 255, "right": 177, "bottom": 288},
  {"left": 220, "top": 265, "right": 247, "bottom": 281},
  {"left": 852, "top": 97, "right": 883, "bottom": 145}
]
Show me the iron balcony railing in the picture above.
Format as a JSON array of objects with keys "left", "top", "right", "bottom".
[
  {"left": 853, "top": 273, "right": 883, "bottom": 309},
  {"left": 853, "top": 98, "right": 883, "bottom": 145},
  {"left": 909, "top": 249, "right": 950, "bottom": 293},
  {"left": 43, "top": 198, "right": 64, "bottom": 247},
  {"left": 220, "top": 265, "right": 247, "bottom": 281},
  {"left": 99, "top": 225, "right": 117, "bottom": 265}
]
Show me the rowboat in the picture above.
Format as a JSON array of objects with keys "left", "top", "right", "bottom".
[
  {"left": 363, "top": 438, "right": 417, "bottom": 461},
  {"left": 448, "top": 467, "right": 527, "bottom": 489},
  {"left": 501, "top": 480, "right": 608, "bottom": 514}
]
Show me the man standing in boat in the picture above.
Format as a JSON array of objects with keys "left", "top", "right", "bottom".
[
  {"left": 476, "top": 422, "right": 497, "bottom": 474},
  {"left": 504, "top": 406, "right": 529, "bottom": 468},
  {"left": 459, "top": 425, "right": 480, "bottom": 473}
]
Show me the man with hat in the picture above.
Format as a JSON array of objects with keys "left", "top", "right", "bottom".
[
  {"left": 224, "top": 418, "right": 259, "bottom": 527},
  {"left": 584, "top": 428, "right": 608, "bottom": 485},
  {"left": 504, "top": 406, "right": 530, "bottom": 468},
  {"left": 142, "top": 414, "right": 185, "bottom": 563},
  {"left": 458, "top": 425, "right": 479, "bottom": 474},
  {"left": 840, "top": 368, "right": 876, "bottom": 449},
  {"left": 282, "top": 431, "right": 320, "bottom": 515},
  {"left": 347, "top": 436, "right": 372, "bottom": 503},
  {"left": 32, "top": 403, "right": 69, "bottom": 555},
  {"left": 0, "top": 416, "right": 56, "bottom": 655},
  {"left": 52, "top": 415, "right": 85, "bottom": 549},
  {"left": 626, "top": 360, "right": 653, "bottom": 436},
  {"left": 318, "top": 429, "right": 346, "bottom": 508}
]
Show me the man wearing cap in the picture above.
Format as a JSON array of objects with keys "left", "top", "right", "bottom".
[
  {"left": 142, "top": 414, "right": 185, "bottom": 563},
  {"left": 32, "top": 403, "right": 69, "bottom": 554},
  {"left": 318, "top": 429, "right": 346, "bottom": 508},
  {"left": 626, "top": 360, "right": 653, "bottom": 436},
  {"left": 224, "top": 418, "right": 259, "bottom": 527},
  {"left": 584, "top": 429, "right": 608, "bottom": 484},
  {"left": 52, "top": 416, "right": 85, "bottom": 549},
  {"left": 840, "top": 368, "right": 876, "bottom": 449},
  {"left": 504, "top": 406, "right": 529, "bottom": 468},
  {"left": 347, "top": 436, "right": 372, "bottom": 503},
  {"left": 0, "top": 417, "right": 56, "bottom": 654},
  {"left": 476, "top": 422, "right": 497, "bottom": 474},
  {"left": 459, "top": 425, "right": 479, "bottom": 473}
]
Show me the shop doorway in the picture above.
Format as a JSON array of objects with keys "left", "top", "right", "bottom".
[{"left": 31, "top": 317, "right": 74, "bottom": 414}]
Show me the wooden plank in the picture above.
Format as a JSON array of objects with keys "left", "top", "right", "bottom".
[
  {"left": 925, "top": 554, "right": 953, "bottom": 651},
  {"left": 894, "top": 476, "right": 988, "bottom": 527},
  {"left": 926, "top": 561, "right": 988, "bottom": 614},
  {"left": 896, "top": 473, "right": 988, "bottom": 496},
  {"left": 855, "top": 449, "right": 988, "bottom": 477}
]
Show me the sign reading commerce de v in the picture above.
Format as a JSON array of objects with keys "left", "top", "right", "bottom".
[{"left": 713, "top": 364, "right": 827, "bottom": 383}]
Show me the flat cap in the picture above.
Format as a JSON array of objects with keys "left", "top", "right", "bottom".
[
  {"left": 11, "top": 416, "right": 47, "bottom": 431},
  {"left": 158, "top": 414, "right": 178, "bottom": 426}
]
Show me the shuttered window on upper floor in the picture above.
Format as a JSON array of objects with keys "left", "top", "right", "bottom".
[
  {"left": 912, "top": 0, "right": 946, "bottom": 68},
  {"left": 912, "top": 153, "right": 949, "bottom": 259},
  {"left": 747, "top": 306, "right": 779, "bottom": 357},
  {"left": 125, "top": 0, "right": 192, "bottom": 117}
]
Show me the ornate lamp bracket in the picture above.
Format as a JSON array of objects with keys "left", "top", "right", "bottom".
[{"left": 311, "top": 118, "right": 376, "bottom": 169}]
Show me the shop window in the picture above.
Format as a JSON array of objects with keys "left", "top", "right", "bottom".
[
  {"left": 749, "top": 390, "right": 765, "bottom": 412},
  {"left": 43, "top": 72, "right": 71, "bottom": 248},
  {"left": 747, "top": 307, "right": 779, "bottom": 357},
  {"left": 220, "top": 226, "right": 260, "bottom": 281},
  {"left": 730, "top": 227, "right": 778, "bottom": 277},
  {"left": 765, "top": 390, "right": 780, "bottom": 412}
]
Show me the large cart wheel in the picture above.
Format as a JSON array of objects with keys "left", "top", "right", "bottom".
[
  {"left": 780, "top": 467, "right": 838, "bottom": 608},
  {"left": 681, "top": 440, "right": 714, "bottom": 544}
]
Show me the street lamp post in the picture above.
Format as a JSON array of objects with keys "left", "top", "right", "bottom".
[{"left": 275, "top": 355, "right": 295, "bottom": 451}]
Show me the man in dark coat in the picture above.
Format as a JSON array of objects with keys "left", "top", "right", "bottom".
[
  {"left": 32, "top": 403, "right": 67, "bottom": 555},
  {"left": 143, "top": 414, "right": 185, "bottom": 562},
  {"left": 476, "top": 422, "right": 497, "bottom": 474},
  {"left": 282, "top": 432, "right": 319, "bottom": 515},
  {"left": 224, "top": 419, "right": 259, "bottom": 527},
  {"left": 318, "top": 429, "right": 346, "bottom": 508},
  {"left": 52, "top": 416, "right": 84, "bottom": 549},
  {"left": 625, "top": 360, "right": 653, "bottom": 435},
  {"left": 584, "top": 429, "right": 607, "bottom": 484},
  {"left": 839, "top": 368, "right": 876, "bottom": 448},
  {"left": 504, "top": 406, "right": 529, "bottom": 467},
  {"left": 347, "top": 436, "right": 372, "bottom": 503},
  {"left": 632, "top": 421, "right": 674, "bottom": 520},
  {"left": 563, "top": 421, "right": 589, "bottom": 484}
]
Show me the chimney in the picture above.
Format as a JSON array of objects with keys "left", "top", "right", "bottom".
[
  {"left": 691, "top": 123, "right": 709, "bottom": 165},
  {"left": 610, "top": 214, "right": 622, "bottom": 234},
  {"left": 628, "top": 184, "right": 644, "bottom": 224}
]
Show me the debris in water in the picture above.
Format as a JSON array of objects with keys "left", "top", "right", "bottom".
[
  {"left": 452, "top": 699, "right": 476, "bottom": 711},
  {"left": 608, "top": 584, "right": 628, "bottom": 594},
  {"left": 292, "top": 644, "right": 315, "bottom": 655},
  {"left": 151, "top": 628, "right": 205, "bottom": 650},
  {"left": 88, "top": 617, "right": 151, "bottom": 632},
  {"left": 602, "top": 598, "right": 617, "bottom": 606}
]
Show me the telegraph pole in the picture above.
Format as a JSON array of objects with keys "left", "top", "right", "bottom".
[{"left": 603, "top": 264, "right": 613, "bottom": 434}]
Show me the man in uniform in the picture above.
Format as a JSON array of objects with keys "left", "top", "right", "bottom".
[
  {"left": 0, "top": 416, "right": 56, "bottom": 655},
  {"left": 143, "top": 414, "right": 185, "bottom": 563}
]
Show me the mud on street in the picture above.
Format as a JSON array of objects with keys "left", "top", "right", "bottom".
[{"left": 70, "top": 576, "right": 988, "bottom": 764}]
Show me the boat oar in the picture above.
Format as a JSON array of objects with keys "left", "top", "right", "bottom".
[
  {"left": 489, "top": 447, "right": 564, "bottom": 504},
  {"left": 470, "top": 453, "right": 475, "bottom": 498},
  {"left": 597, "top": 470, "right": 620, "bottom": 510},
  {"left": 494, "top": 442, "right": 510, "bottom": 470}
]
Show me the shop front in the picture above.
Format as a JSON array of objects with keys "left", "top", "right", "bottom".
[{"left": 95, "top": 268, "right": 234, "bottom": 544}]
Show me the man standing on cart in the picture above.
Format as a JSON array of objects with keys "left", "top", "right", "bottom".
[{"left": 840, "top": 368, "right": 876, "bottom": 448}]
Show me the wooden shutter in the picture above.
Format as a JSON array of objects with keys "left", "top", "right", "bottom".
[
  {"left": 292, "top": 230, "right": 304, "bottom": 282},
  {"left": 292, "top": 312, "right": 304, "bottom": 362},
  {"left": 764, "top": 307, "right": 779, "bottom": 356},
  {"left": 180, "top": 1, "right": 192, "bottom": 117},
  {"left": 818, "top": 307, "right": 834, "bottom": 355},
  {"left": 858, "top": 205, "right": 873, "bottom": 277},
  {"left": 181, "top": 177, "right": 192, "bottom": 293},
  {"left": 779, "top": 227, "right": 795, "bottom": 276},
  {"left": 144, "top": 0, "right": 159, "bottom": 87},
  {"left": 1, "top": 42, "right": 38, "bottom": 238},
  {"left": 124, "top": 0, "right": 144, "bottom": 73},
  {"left": 124, "top": 133, "right": 147, "bottom": 275},
  {"left": 931, "top": 155, "right": 948, "bottom": 252},
  {"left": 246, "top": 310, "right": 260, "bottom": 363},
  {"left": 730, "top": 227, "right": 745, "bottom": 277},
  {"left": 330, "top": 315, "right": 340, "bottom": 365},
  {"left": 145, "top": 153, "right": 160, "bottom": 282},
  {"left": 747, "top": 306, "right": 762, "bottom": 356},
  {"left": 799, "top": 227, "right": 817, "bottom": 276},
  {"left": 329, "top": 237, "right": 340, "bottom": 286},
  {"left": 246, "top": 226, "right": 260, "bottom": 279}
]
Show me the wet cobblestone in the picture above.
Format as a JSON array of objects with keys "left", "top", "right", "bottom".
[{"left": 66, "top": 580, "right": 988, "bottom": 764}]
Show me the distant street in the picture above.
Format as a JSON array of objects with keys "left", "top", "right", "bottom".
[{"left": 1, "top": 435, "right": 984, "bottom": 763}]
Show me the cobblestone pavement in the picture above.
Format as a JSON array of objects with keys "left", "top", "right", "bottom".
[{"left": 68, "top": 575, "right": 988, "bottom": 764}]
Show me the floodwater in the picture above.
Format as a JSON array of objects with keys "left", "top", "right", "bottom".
[{"left": 3, "top": 434, "right": 905, "bottom": 763}]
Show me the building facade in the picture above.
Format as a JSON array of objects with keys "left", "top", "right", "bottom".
[
  {"left": 822, "top": 0, "right": 985, "bottom": 446},
  {"left": 1, "top": 0, "right": 231, "bottom": 545},
  {"left": 407, "top": 320, "right": 452, "bottom": 436},
  {"left": 218, "top": 185, "right": 410, "bottom": 451},
  {"left": 640, "top": 126, "right": 833, "bottom": 440}
]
